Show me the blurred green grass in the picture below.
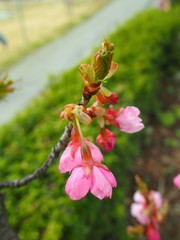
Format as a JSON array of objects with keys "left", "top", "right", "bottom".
[{"left": 0, "top": 5, "right": 180, "bottom": 240}]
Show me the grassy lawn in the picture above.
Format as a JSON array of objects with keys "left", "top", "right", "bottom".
[{"left": 0, "top": 0, "right": 111, "bottom": 70}]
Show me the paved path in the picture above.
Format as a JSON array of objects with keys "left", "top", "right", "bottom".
[{"left": 0, "top": 0, "right": 156, "bottom": 125}]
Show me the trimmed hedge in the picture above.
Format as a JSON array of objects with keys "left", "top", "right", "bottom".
[{"left": 0, "top": 6, "right": 180, "bottom": 240}]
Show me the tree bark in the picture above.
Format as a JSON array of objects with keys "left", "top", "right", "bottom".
[{"left": 0, "top": 193, "right": 19, "bottom": 240}]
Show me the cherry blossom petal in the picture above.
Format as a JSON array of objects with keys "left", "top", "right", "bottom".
[
  {"left": 59, "top": 145, "right": 75, "bottom": 173},
  {"left": 59, "top": 143, "right": 82, "bottom": 173},
  {"left": 90, "top": 166, "right": 113, "bottom": 200},
  {"left": 65, "top": 167, "right": 90, "bottom": 200},
  {"left": 86, "top": 140, "right": 103, "bottom": 162},
  {"left": 131, "top": 203, "right": 149, "bottom": 225},
  {"left": 134, "top": 191, "right": 146, "bottom": 204},
  {"left": 99, "top": 167, "right": 117, "bottom": 187}
]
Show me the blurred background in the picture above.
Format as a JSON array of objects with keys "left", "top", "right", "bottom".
[
  {"left": 0, "top": 0, "right": 110, "bottom": 68},
  {"left": 0, "top": 0, "right": 180, "bottom": 240}
]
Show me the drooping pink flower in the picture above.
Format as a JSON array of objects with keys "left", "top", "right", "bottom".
[
  {"left": 59, "top": 138, "right": 103, "bottom": 173},
  {"left": 59, "top": 126, "right": 117, "bottom": 200},
  {"left": 96, "top": 128, "right": 116, "bottom": 152},
  {"left": 130, "top": 191, "right": 163, "bottom": 225},
  {"left": 65, "top": 165, "right": 117, "bottom": 200},
  {"left": 146, "top": 225, "right": 160, "bottom": 240},
  {"left": 106, "top": 105, "right": 144, "bottom": 133},
  {"left": 173, "top": 173, "right": 180, "bottom": 189}
]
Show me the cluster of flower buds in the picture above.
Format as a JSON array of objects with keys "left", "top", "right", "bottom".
[
  {"left": 59, "top": 40, "right": 144, "bottom": 200},
  {"left": 128, "top": 176, "right": 168, "bottom": 240}
]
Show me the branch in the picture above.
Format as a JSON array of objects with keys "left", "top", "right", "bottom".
[
  {"left": 0, "top": 194, "right": 19, "bottom": 240},
  {"left": 0, "top": 123, "right": 73, "bottom": 189},
  {"left": 0, "top": 95, "right": 90, "bottom": 189}
]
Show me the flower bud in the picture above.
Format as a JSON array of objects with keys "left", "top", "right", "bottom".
[
  {"left": 94, "top": 40, "right": 114, "bottom": 80},
  {"left": 146, "top": 225, "right": 160, "bottom": 240},
  {"left": 97, "top": 128, "right": 116, "bottom": 152}
]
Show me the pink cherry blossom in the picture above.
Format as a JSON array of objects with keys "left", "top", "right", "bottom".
[
  {"left": 146, "top": 225, "right": 160, "bottom": 240},
  {"left": 116, "top": 106, "right": 144, "bottom": 133},
  {"left": 96, "top": 128, "right": 116, "bottom": 152},
  {"left": 130, "top": 191, "right": 162, "bottom": 225},
  {"left": 105, "top": 105, "right": 144, "bottom": 133},
  {"left": 59, "top": 139, "right": 103, "bottom": 173},
  {"left": 65, "top": 165, "right": 117, "bottom": 200},
  {"left": 173, "top": 173, "right": 180, "bottom": 189}
]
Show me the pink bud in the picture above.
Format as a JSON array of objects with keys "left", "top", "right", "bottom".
[
  {"left": 60, "top": 111, "right": 65, "bottom": 119},
  {"left": 96, "top": 128, "right": 116, "bottom": 152},
  {"left": 146, "top": 225, "right": 160, "bottom": 240},
  {"left": 173, "top": 173, "right": 180, "bottom": 189}
]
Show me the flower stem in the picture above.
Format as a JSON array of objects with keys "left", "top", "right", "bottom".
[{"left": 74, "top": 115, "right": 85, "bottom": 147}]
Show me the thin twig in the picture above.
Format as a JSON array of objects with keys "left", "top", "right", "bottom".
[{"left": 0, "top": 123, "right": 73, "bottom": 189}]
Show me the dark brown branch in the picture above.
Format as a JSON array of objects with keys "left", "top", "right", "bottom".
[
  {"left": 0, "top": 194, "right": 19, "bottom": 240},
  {"left": 0, "top": 123, "right": 73, "bottom": 189}
]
